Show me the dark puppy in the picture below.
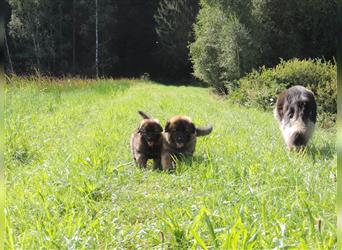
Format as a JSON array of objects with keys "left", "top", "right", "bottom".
[
  {"left": 130, "top": 111, "right": 163, "bottom": 169},
  {"left": 161, "top": 115, "right": 213, "bottom": 170},
  {"left": 274, "top": 85, "right": 317, "bottom": 150}
]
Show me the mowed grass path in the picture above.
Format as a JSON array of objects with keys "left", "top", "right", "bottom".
[{"left": 5, "top": 79, "right": 336, "bottom": 249}]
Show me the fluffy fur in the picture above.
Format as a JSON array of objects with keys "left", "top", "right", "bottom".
[
  {"left": 274, "top": 85, "right": 317, "bottom": 150},
  {"left": 161, "top": 115, "right": 213, "bottom": 170},
  {"left": 130, "top": 111, "right": 163, "bottom": 169}
]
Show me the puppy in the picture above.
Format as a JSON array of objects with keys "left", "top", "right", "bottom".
[
  {"left": 130, "top": 111, "right": 163, "bottom": 169},
  {"left": 274, "top": 85, "right": 317, "bottom": 150},
  {"left": 161, "top": 115, "right": 213, "bottom": 170}
]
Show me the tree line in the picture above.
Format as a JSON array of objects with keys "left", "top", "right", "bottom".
[{"left": 4, "top": 0, "right": 337, "bottom": 82}]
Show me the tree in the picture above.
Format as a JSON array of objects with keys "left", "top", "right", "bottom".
[
  {"left": 113, "top": 0, "right": 160, "bottom": 77},
  {"left": 189, "top": 2, "right": 254, "bottom": 93},
  {"left": 95, "top": 0, "right": 99, "bottom": 78},
  {"left": 9, "top": 0, "right": 44, "bottom": 71},
  {"left": 8, "top": 0, "right": 75, "bottom": 74},
  {"left": 251, "top": 0, "right": 337, "bottom": 66},
  {"left": 7, "top": 0, "right": 118, "bottom": 76},
  {"left": 4, "top": 28, "right": 14, "bottom": 74},
  {"left": 154, "top": 0, "right": 199, "bottom": 78}
]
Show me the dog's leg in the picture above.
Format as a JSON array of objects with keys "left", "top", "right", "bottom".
[
  {"left": 161, "top": 152, "right": 172, "bottom": 171},
  {"left": 153, "top": 157, "right": 162, "bottom": 170},
  {"left": 135, "top": 154, "right": 148, "bottom": 168}
]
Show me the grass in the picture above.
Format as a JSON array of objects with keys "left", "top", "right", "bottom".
[{"left": 5, "top": 77, "right": 336, "bottom": 249}]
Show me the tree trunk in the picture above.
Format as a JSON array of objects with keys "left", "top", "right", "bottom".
[
  {"left": 4, "top": 31, "right": 14, "bottom": 74},
  {"left": 59, "top": 3, "right": 63, "bottom": 74},
  {"left": 72, "top": 0, "right": 76, "bottom": 74},
  {"left": 32, "top": 34, "right": 39, "bottom": 70},
  {"left": 95, "top": 0, "right": 99, "bottom": 78}
]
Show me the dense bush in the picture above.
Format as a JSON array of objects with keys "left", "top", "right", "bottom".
[{"left": 229, "top": 59, "right": 336, "bottom": 128}]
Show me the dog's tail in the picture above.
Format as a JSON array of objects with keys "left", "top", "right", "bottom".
[
  {"left": 196, "top": 125, "right": 213, "bottom": 137},
  {"left": 138, "top": 110, "right": 152, "bottom": 119}
]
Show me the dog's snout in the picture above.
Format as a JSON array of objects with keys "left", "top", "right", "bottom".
[
  {"left": 173, "top": 132, "right": 183, "bottom": 142},
  {"left": 292, "top": 132, "right": 305, "bottom": 146},
  {"left": 176, "top": 136, "right": 184, "bottom": 142},
  {"left": 143, "top": 133, "right": 151, "bottom": 140}
]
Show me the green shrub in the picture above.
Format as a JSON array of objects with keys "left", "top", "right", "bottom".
[
  {"left": 229, "top": 58, "right": 336, "bottom": 128},
  {"left": 189, "top": 2, "right": 254, "bottom": 93},
  {"left": 189, "top": 0, "right": 336, "bottom": 94}
]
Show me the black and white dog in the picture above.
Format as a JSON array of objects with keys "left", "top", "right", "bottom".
[{"left": 274, "top": 85, "right": 317, "bottom": 150}]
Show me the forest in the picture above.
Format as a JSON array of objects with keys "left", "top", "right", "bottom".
[{"left": 3, "top": 0, "right": 337, "bottom": 81}]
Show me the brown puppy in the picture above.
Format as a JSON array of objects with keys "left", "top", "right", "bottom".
[
  {"left": 161, "top": 115, "right": 213, "bottom": 170},
  {"left": 130, "top": 111, "right": 163, "bottom": 169}
]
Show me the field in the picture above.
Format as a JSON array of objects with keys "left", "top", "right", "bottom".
[{"left": 5, "top": 78, "right": 336, "bottom": 249}]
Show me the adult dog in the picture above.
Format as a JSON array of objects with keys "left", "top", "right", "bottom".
[
  {"left": 130, "top": 111, "right": 163, "bottom": 169},
  {"left": 274, "top": 85, "right": 317, "bottom": 150},
  {"left": 161, "top": 115, "right": 213, "bottom": 170}
]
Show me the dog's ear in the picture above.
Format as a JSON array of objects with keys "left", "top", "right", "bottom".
[
  {"left": 164, "top": 121, "right": 171, "bottom": 132},
  {"left": 138, "top": 121, "right": 145, "bottom": 133},
  {"left": 276, "top": 90, "right": 289, "bottom": 121},
  {"left": 308, "top": 92, "right": 317, "bottom": 123},
  {"left": 156, "top": 123, "right": 163, "bottom": 133},
  {"left": 189, "top": 122, "right": 196, "bottom": 134},
  {"left": 138, "top": 110, "right": 151, "bottom": 119}
]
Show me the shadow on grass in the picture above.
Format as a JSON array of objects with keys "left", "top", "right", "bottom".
[
  {"left": 42, "top": 79, "right": 132, "bottom": 95},
  {"left": 143, "top": 154, "right": 210, "bottom": 175},
  {"left": 91, "top": 80, "right": 132, "bottom": 95},
  {"left": 306, "top": 143, "right": 336, "bottom": 161},
  {"left": 171, "top": 154, "right": 210, "bottom": 175},
  {"left": 151, "top": 76, "right": 208, "bottom": 88}
]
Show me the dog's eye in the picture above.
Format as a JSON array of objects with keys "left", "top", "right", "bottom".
[{"left": 288, "top": 110, "right": 294, "bottom": 118}]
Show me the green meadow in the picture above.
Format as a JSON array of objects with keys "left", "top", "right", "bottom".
[{"left": 5, "top": 78, "right": 336, "bottom": 249}]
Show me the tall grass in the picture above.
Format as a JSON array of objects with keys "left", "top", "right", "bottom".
[{"left": 5, "top": 78, "right": 336, "bottom": 249}]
